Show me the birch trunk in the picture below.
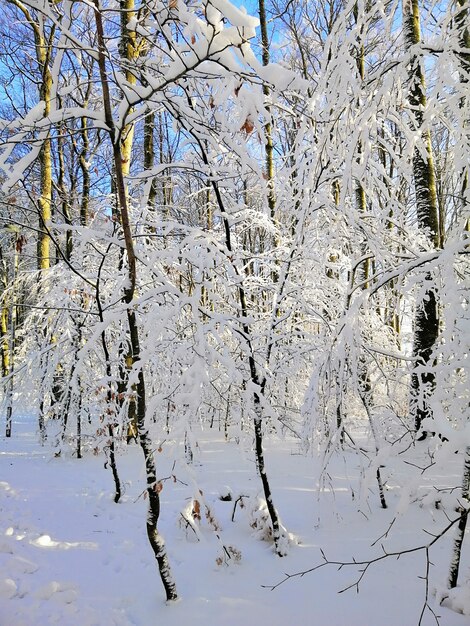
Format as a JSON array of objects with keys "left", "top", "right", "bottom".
[
  {"left": 448, "top": 447, "right": 470, "bottom": 588},
  {"left": 403, "top": 0, "right": 440, "bottom": 435}
]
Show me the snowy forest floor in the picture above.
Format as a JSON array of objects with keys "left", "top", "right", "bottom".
[{"left": 1, "top": 414, "right": 469, "bottom": 626}]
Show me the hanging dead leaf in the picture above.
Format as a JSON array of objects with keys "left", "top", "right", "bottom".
[
  {"left": 169, "top": 0, "right": 177, "bottom": 8},
  {"left": 240, "top": 118, "right": 254, "bottom": 135},
  {"left": 192, "top": 499, "right": 201, "bottom": 520}
]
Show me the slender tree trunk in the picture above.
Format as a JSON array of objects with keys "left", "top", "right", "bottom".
[
  {"left": 57, "top": 123, "right": 73, "bottom": 261},
  {"left": 448, "top": 447, "right": 470, "bottom": 588},
  {"left": 1, "top": 305, "right": 8, "bottom": 379},
  {"left": 328, "top": 181, "right": 346, "bottom": 444},
  {"left": 352, "top": 7, "right": 385, "bottom": 507},
  {"left": 353, "top": 5, "right": 371, "bottom": 287},
  {"left": 37, "top": 24, "right": 54, "bottom": 442},
  {"left": 0, "top": 246, "right": 9, "bottom": 381},
  {"left": 4, "top": 236, "right": 18, "bottom": 438},
  {"left": 118, "top": 0, "right": 137, "bottom": 180},
  {"left": 144, "top": 110, "right": 157, "bottom": 210},
  {"left": 357, "top": 359, "right": 387, "bottom": 509},
  {"left": 159, "top": 113, "right": 173, "bottom": 226},
  {"left": 378, "top": 124, "right": 402, "bottom": 343},
  {"left": 258, "top": 0, "right": 280, "bottom": 290},
  {"left": 37, "top": 132, "right": 52, "bottom": 270},
  {"left": 194, "top": 135, "right": 285, "bottom": 556},
  {"left": 7, "top": 0, "right": 55, "bottom": 443},
  {"left": 93, "top": 247, "right": 122, "bottom": 500},
  {"left": 119, "top": 0, "right": 141, "bottom": 442},
  {"left": 80, "top": 117, "right": 91, "bottom": 227},
  {"left": 36, "top": 32, "right": 54, "bottom": 272},
  {"left": 171, "top": 82, "right": 285, "bottom": 552},
  {"left": 258, "top": 0, "right": 276, "bottom": 227},
  {"left": 456, "top": 0, "right": 469, "bottom": 226},
  {"left": 93, "top": 0, "right": 177, "bottom": 599}
]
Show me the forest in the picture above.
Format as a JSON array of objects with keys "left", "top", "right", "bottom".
[{"left": 0, "top": 0, "right": 469, "bottom": 623}]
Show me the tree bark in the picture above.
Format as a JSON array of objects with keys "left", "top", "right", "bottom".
[
  {"left": 258, "top": 0, "right": 277, "bottom": 243},
  {"left": 456, "top": 0, "right": 469, "bottom": 226},
  {"left": 93, "top": 0, "right": 177, "bottom": 599},
  {"left": 403, "top": 0, "right": 440, "bottom": 435},
  {"left": 448, "top": 447, "right": 470, "bottom": 588},
  {"left": 1, "top": 236, "right": 18, "bottom": 438},
  {"left": 144, "top": 110, "right": 157, "bottom": 210},
  {"left": 194, "top": 133, "right": 285, "bottom": 556},
  {"left": 35, "top": 25, "right": 54, "bottom": 272}
]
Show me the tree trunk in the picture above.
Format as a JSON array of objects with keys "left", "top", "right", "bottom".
[
  {"left": 403, "top": 0, "right": 440, "bottom": 436},
  {"left": 80, "top": 117, "right": 91, "bottom": 227},
  {"left": 144, "top": 110, "right": 157, "bottom": 210},
  {"left": 8, "top": 2, "right": 56, "bottom": 439},
  {"left": 258, "top": 0, "right": 278, "bottom": 262},
  {"left": 36, "top": 30, "right": 54, "bottom": 272},
  {"left": 193, "top": 133, "right": 285, "bottom": 556},
  {"left": 456, "top": 0, "right": 469, "bottom": 226},
  {"left": 0, "top": 245, "right": 9, "bottom": 381},
  {"left": 448, "top": 447, "right": 470, "bottom": 588},
  {"left": 93, "top": 0, "right": 177, "bottom": 599},
  {"left": 2, "top": 236, "right": 18, "bottom": 438}
]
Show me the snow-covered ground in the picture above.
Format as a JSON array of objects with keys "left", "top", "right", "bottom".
[{"left": 1, "top": 414, "right": 469, "bottom": 626}]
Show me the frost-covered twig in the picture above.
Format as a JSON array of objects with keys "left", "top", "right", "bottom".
[{"left": 265, "top": 509, "right": 469, "bottom": 624}]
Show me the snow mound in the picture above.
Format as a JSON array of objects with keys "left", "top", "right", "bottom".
[
  {"left": 439, "top": 585, "right": 470, "bottom": 616},
  {"left": 35, "top": 581, "right": 78, "bottom": 604},
  {"left": 0, "top": 577, "right": 17, "bottom": 599}
]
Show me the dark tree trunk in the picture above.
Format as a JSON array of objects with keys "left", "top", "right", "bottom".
[
  {"left": 410, "top": 288, "right": 439, "bottom": 435},
  {"left": 403, "top": 0, "right": 440, "bottom": 435},
  {"left": 93, "top": 1, "right": 177, "bottom": 599},
  {"left": 448, "top": 447, "right": 470, "bottom": 588},
  {"left": 190, "top": 129, "right": 285, "bottom": 556}
]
